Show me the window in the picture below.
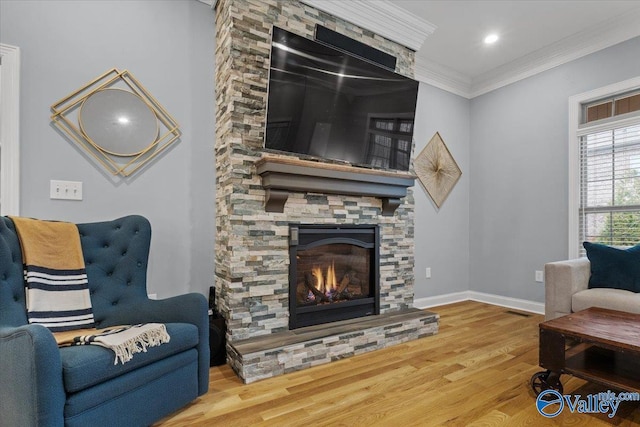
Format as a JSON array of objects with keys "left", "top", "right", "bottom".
[
  {"left": 569, "top": 78, "right": 640, "bottom": 258},
  {"left": 585, "top": 92, "right": 640, "bottom": 123},
  {"left": 579, "top": 124, "right": 640, "bottom": 250},
  {"left": 365, "top": 116, "right": 413, "bottom": 170}
]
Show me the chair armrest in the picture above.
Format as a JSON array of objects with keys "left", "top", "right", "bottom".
[
  {"left": 101, "top": 293, "right": 210, "bottom": 396},
  {"left": 544, "top": 258, "right": 591, "bottom": 320},
  {"left": 0, "top": 325, "right": 65, "bottom": 427}
]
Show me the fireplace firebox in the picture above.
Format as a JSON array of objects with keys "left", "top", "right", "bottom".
[{"left": 289, "top": 224, "right": 380, "bottom": 329}]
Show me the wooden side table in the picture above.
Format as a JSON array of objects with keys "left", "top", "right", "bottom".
[{"left": 531, "top": 307, "right": 640, "bottom": 396}]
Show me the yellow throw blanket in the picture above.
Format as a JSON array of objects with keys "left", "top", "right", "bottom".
[
  {"left": 55, "top": 323, "right": 171, "bottom": 365},
  {"left": 10, "top": 216, "right": 95, "bottom": 331}
]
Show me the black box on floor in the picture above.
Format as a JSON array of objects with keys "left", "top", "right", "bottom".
[{"left": 209, "top": 315, "right": 227, "bottom": 366}]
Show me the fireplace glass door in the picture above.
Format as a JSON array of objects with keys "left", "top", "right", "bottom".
[{"left": 289, "top": 225, "right": 379, "bottom": 329}]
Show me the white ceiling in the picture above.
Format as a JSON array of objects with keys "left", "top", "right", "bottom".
[
  {"left": 392, "top": 0, "right": 640, "bottom": 97},
  {"left": 206, "top": 0, "right": 640, "bottom": 98}
]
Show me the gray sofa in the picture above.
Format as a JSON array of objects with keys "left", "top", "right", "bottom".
[{"left": 544, "top": 258, "right": 640, "bottom": 320}]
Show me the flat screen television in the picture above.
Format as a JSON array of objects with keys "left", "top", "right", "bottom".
[{"left": 264, "top": 27, "right": 419, "bottom": 172}]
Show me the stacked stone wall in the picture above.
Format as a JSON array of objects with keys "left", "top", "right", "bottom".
[{"left": 214, "top": 0, "right": 417, "bottom": 342}]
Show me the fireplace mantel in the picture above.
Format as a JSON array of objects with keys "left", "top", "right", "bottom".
[{"left": 256, "top": 156, "right": 416, "bottom": 216}]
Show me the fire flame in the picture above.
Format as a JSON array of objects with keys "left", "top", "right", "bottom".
[{"left": 311, "top": 261, "right": 337, "bottom": 295}]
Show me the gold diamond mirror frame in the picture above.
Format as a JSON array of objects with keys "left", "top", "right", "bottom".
[
  {"left": 414, "top": 132, "right": 462, "bottom": 208},
  {"left": 51, "top": 68, "right": 180, "bottom": 177}
]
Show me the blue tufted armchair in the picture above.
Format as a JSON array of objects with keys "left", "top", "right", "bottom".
[{"left": 0, "top": 215, "right": 209, "bottom": 427}]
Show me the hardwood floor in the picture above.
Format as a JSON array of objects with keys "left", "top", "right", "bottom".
[{"left": 156, "top": 301, "right": 640, "bottom": 426}]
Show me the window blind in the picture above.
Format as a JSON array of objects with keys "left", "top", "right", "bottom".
[
  {"left": 585, "top": 91, "right": 640, "bottom": 123},
  {"left": 578, "top": 121, "right": 640, "bottom": 255}
]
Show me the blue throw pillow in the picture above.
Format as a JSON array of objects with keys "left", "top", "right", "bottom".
[{"left": 583, "top": 242, "right": 640, "bottom": 293}]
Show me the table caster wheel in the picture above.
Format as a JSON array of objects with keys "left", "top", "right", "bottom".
[{"left": 531, "top": 370, "right": 563, "bottom": 397}]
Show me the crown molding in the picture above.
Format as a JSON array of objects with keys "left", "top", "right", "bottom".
[
  {"left": 299, "top": 0, "right": 436, "bottom": 51},
  {"left": 209, "top": 1, "right": 638, "bottom": 98},
  {"left": 196, "top": 0, "right": 216, "bottom": 8},
  {"left": 414, "top": 58, "right": 473, "bottom": 99},
  {"left": 468, "top": 8, "right": 640, "bottom": 98},
  {"left": 414, "top": 7, "right": 640, "bottom": 98}
]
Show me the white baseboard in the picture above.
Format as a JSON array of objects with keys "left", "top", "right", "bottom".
[
  {"left": 414, "top": 291, "right": 544, "bottom": 315},
  {"left": 413, "top": 291, "right": 470, "bottom": 309}
]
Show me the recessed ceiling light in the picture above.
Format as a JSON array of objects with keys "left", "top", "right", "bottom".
[{"left": 484, "top": 34, "right": 499, "bottom": 44}]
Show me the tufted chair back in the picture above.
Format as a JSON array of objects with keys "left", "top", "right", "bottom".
[
  {"left": 77, "top": 215, "right": 152, "bottom": 329},
  {"left": 0, "top": 215, "right": 152, "bottom": 329},
  {"left": 0, "top": 217, "right": 29, "bottom": 327}
]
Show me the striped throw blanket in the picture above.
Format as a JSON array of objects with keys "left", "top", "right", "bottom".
[
  {"left": 10, "top": 217, "right": 95, "bottom": 332},
  {"left": 55, "top": 323, "right": 171, "bottom": 365}
]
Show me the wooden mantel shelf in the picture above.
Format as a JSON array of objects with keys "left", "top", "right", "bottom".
[{"left": 255, "top": 156, "right": 416, "bottom": 216}]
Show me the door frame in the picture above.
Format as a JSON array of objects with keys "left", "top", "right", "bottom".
[{"left": 0, "top": 43, "right": 20, "bottom": 215}]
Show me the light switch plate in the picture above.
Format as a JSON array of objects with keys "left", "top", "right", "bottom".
[{"left": 50, "top": 180, "right": 83, "bottom": 200}]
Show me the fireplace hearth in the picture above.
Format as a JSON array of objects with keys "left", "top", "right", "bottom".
[{"left": 289, "top": 224, "right": 380, "bottom": 329}]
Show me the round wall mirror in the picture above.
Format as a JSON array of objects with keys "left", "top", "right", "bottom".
[{"left": 79, "top": 88, "right": 159, "bottom": 156}]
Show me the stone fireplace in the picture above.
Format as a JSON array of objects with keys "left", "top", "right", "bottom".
[
  {"left": 214, "top": 0, "right": 438, "bottom": 383},
  {"left": 289, "top": 224, "right": 380, "bottom": 329}
]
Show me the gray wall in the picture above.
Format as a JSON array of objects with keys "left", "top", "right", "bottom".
[
  {"left": 3, "top": 0, "right": 639, "bottom": 306},
  {"left": 413, "top": 83, "right": 470, "bottom": 300},
  {"left": 469, "top": 36, "right": 640, "bottom": 303},
  {"left": 0, "top": 0, "right": 216, "bottom": 298}
]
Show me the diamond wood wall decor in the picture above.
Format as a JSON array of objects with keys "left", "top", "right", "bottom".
[{"left": 415, "top": 132, "right": 462, "bottom": 208}]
